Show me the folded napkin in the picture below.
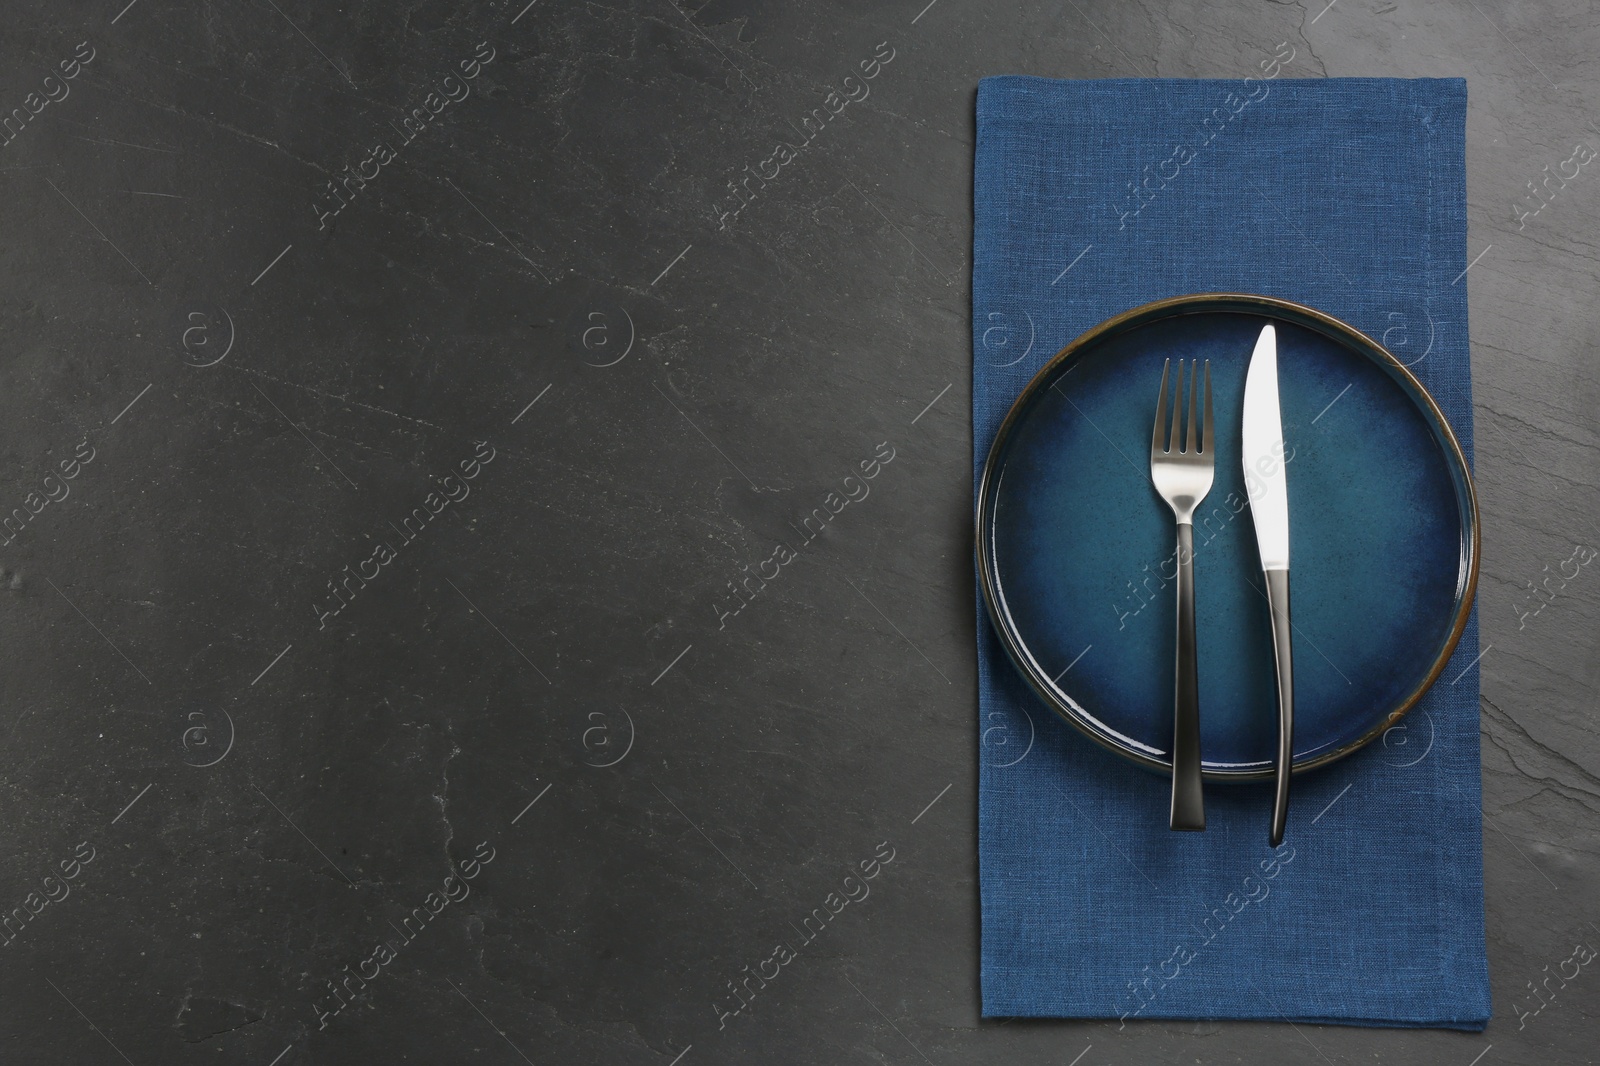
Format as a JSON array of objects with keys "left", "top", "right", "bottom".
[{"left": 973, "top": 76, "right": 1489, "bottom": 1029}]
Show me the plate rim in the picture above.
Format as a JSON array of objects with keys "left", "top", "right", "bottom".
[{"left": 975, "top": 292, "right": 1481, "bottom": 780}]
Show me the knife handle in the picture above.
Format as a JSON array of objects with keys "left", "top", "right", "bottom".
[
  {"left": 1170, "top": 522, "right": 1205, "bottom": 832},
  {"left": 1264, "top": 567, "right": 1293, "bottom": 846}
]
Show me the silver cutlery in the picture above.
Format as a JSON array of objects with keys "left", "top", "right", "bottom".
[
  {"left": 1242, "top": 323, "right": 1294, "bottom": 846},
  {"left": 1150, "top": 358, "right": 1214, "bottom": 832}
]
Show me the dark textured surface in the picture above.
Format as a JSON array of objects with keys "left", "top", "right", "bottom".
[{"left": 0, "top": 1, "right": 1593, "bottom": 1064}]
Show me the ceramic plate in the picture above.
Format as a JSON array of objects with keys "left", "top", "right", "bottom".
[{"left": 976, "top": 294, "right": 1479, "bottom": 779}]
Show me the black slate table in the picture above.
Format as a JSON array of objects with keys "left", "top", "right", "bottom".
[{"left": 1, "top": 1, "right": 1595, "bottom": 1063}]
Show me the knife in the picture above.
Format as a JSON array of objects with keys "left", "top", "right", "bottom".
[{"left": 1242, "top": 322, "right": 1294, "bottom": 846}]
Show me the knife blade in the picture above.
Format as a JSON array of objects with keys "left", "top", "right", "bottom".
[{"left": 1242, "top": 322, "right": 1294, "bottom": 846}]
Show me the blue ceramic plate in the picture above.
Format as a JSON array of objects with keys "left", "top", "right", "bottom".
[{"left": 977, "top": 294, "right": 1479, "bottom": 779}]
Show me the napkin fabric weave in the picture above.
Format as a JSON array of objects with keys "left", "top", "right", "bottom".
[{"left": 973, "top": 75, "right": 1489, "bottom": 1029}]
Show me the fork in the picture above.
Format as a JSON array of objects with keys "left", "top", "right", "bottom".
[{"left": 1149, "top": 358, "right": 1214, "bottom": 832}]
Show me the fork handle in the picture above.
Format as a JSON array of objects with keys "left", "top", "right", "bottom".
[
  {"left": 1264, "top": 568, "right": 1294, "bottom": 846},
  {"left": 1170, "top": 522, "right": 1205, "bottom": 831}
]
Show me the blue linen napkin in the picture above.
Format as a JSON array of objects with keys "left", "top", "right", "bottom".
[{"left": 973, "top": 75, "right": 1489, "bottom": 1029}]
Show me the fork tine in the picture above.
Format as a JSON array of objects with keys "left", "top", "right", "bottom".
[
  {"left": 1185, "top": 358, "right": 1199, "bottom": 454},
  {"left": 1169, "top": 359, "right": 1185, "bottom": 455},
  {"left": 1201, "top": 359, "right": 1212, "bottom": 454},
  {"left": 1152, "top": 358, "right": 1171, "bottom": 455}
]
